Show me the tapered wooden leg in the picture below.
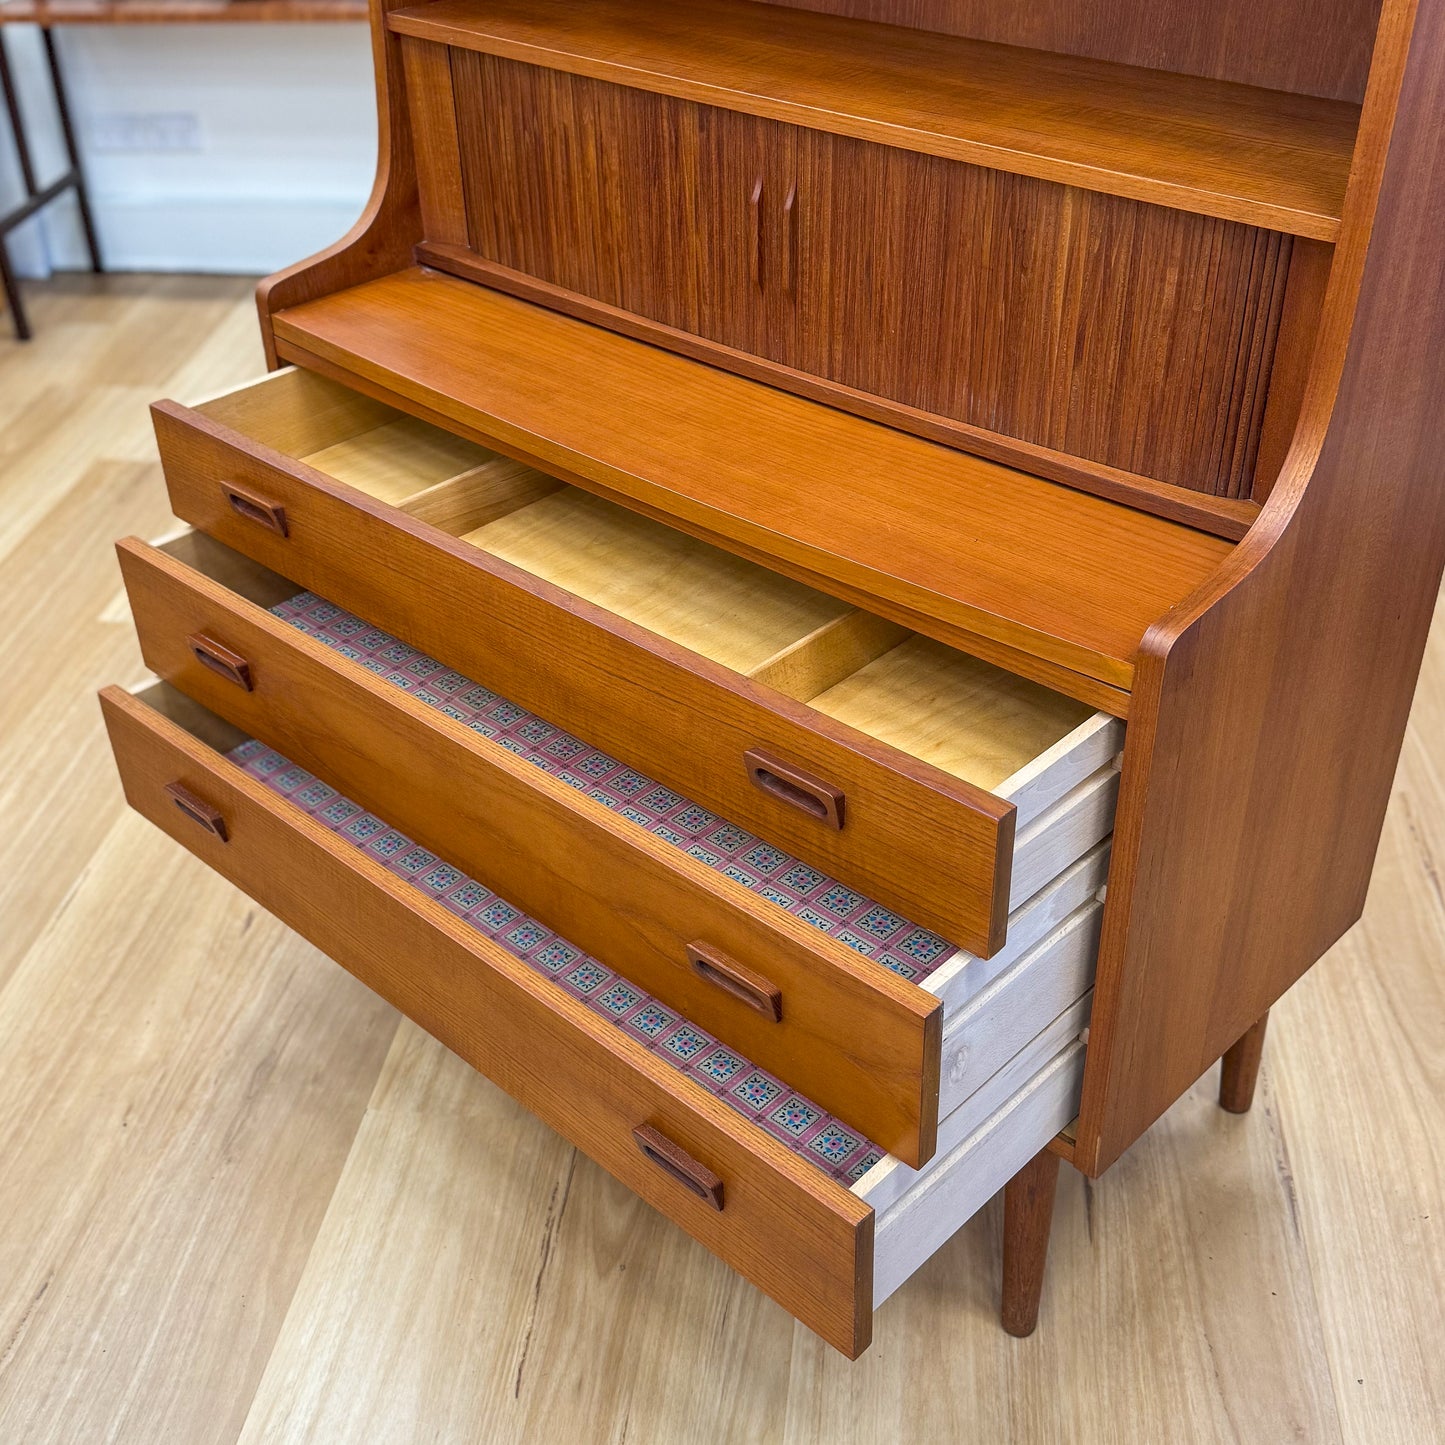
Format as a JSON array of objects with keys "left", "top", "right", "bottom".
[
  {"left": 1219, "top": 1010, "right": 1270, "bottom": 1113},
  {"left": 1002, "top": 1147, "right": 1061, "bottom": 1338}
]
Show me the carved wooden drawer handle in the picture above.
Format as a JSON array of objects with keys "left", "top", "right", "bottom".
[
  {"left": 743, "top": 748, "right": 845, "bottom": 829},
  {"left": 164, "top": 781, "right": 228, "bottom": 842},
  {"left": 221, "top": 480, "right": 288, "bottom": 536},
  {"left": 687, "top": 941, "right": 782, "bottom": 1022},
  {"left": 188, "top": 632, "right": 253, "bottom": 691},
  {"left": 632, "top": 1124, "right": 724, "bottom": 1211}
]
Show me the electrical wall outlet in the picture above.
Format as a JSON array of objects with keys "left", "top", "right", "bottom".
[{"left": 89, "top": 112, "right": 204, "bottom": 153}]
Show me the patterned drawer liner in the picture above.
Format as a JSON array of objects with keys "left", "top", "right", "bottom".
[
  {"left": 228, "top": 735, "right": 886, "bottom": 1185},
  {"left": 269, "top": 589, "right": 956, "bottom": 986}
]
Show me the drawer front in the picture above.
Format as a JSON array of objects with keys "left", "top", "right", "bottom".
[
  {"left": 119, "top": 535, "right": 942, "bottom": 1167},
  {"left": 152, "top": 396, "right": 1017, "bottom": 957},
  {"left": 100, "top": 685, "right": 875, "bottom": 1357}
]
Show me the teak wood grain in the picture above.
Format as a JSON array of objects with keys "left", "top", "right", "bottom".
[
  {"left": 386, "top": 0, "right": 1359, "bottom": 238},
  {"left": 399, "top": 37, "right": 468, "bottom": 249},
  {"left": 1000, "top": 1145, "right": 1060, "bottom": 1337},
  {"left": 1251, "top": 238, "right": 1337, "bottom": 501},
  {"left": 265, "top": 268, "right": 1235, "bottom": 701},
  {"left": 1077, "top": 0, "right": 1445, "bottom": 1173},
  {"left": 416, "top": 243, "right": 1262, "bottom": 542},
  {"left": 435, "top": 51, "right": 1297, "bottom": 502},
  {"left": 794, "top": 130, "right": 1292, "bottom": 501},
  {"left": 117, "top": 534, "right": 942, "bottom": 1165},
  {"left": 1218, "top": 1010, "right": 1270, "bottom": 1114},
  {"left": 149, "top": 392, "right": 1021, "bottom": 956},
  {"left": 452, "top": 55, "right": 803, "bottom": 368},
  {"left": 100, "top": 684, "right": 875, "bottom": 1357}
]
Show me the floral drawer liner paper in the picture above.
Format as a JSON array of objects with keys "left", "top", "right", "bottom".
[
  {"left": 228, "top": 734, "right": 885, "bottom": 1185},
  {"left": 269, "top": 588, "right": 956, "bottom": 985},
  {"left": 223, "top": 583, "right": 978, "bottom": 1182}
]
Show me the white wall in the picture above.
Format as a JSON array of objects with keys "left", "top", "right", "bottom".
[{"left": 0, "top": 23, "right": 376, "bottom": 277}]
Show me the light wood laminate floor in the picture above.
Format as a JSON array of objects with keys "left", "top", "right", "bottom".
[{"left": 0, "top": 276, "right": 1440, "bottom": 1444}]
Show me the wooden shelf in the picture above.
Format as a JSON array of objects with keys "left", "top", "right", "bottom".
[
  {"left": 0, "top": 0, "right": 366, "bottom": 20},
  {"left": 387, "top": 0, "right": 1358, "bottom": 240},
  {"left": 271, "top": 267, "right": 1235, "bottom": 714}
]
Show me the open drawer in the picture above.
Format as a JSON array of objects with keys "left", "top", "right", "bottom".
[
  {"left": 118, "top": 528, "right": 1113, "bottom": 1164},
  {"left": 152, "top": 368, "right": 1124, "bottom": 958},
  {"left": 119, "top": 529, "right": 942, "bottom": 1165},
  {"left": 100, "top": 679, "right": 1090, "bottom": 1357}
]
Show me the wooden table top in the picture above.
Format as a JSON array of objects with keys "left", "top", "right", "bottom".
[{"left": 0, "top": 0, "right": 365, "bottom": 22}]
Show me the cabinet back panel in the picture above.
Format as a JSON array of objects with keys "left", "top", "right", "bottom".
[
  {"left": 449, "top": 51, "right": 1293, "bottom": 499},
  {"left": 759, "top": 0, "right": 1380, "bottom": 103}
]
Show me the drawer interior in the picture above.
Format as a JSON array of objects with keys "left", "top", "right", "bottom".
[
  {"left": 463, "top": 487, "right": 1102, "bottom": 798},
  {"left": 200, "top": 370, "right": 1120, "bottom": 809},
  {"left": 196, "top": 365, "right": 498, "bottom": 505},
  {"left": 469, "top": 486, "right": 855, "bottom": 676}
]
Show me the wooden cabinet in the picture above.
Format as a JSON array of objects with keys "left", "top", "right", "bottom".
[{"left": 101, "top": 0, "right": 1445, "bottom": 1364}]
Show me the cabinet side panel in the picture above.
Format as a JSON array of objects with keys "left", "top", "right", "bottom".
[
  {"left": 256, "top": 0, "right": 423, "bottom": 366},
  {"left": 1077, "top": 0, "right": 1445, "bottom": 1173}
]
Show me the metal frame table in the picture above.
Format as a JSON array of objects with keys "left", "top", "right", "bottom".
[
  {"left": 0, "top": 0, "right": 365, "bottom": 339},
  {"left": 0, "top": 22, "right": 101, "bottom": 340}
]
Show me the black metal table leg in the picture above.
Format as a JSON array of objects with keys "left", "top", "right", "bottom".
[
  {"left": 0, "top": 29, "right": 35, "bottom": 339},
  {"left": 0, "top": 219, "right": 29, "bottom": 340},
  {"left": 42, "top": 27, "right": 101, "bottom": 273},
  {"left": 0, "top": 23, "right": 106, "bottom": 341}
]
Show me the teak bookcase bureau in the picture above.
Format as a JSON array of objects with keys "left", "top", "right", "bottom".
[{"left": 99, "top": 0, "right": 1445, "bottom": 1358}]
